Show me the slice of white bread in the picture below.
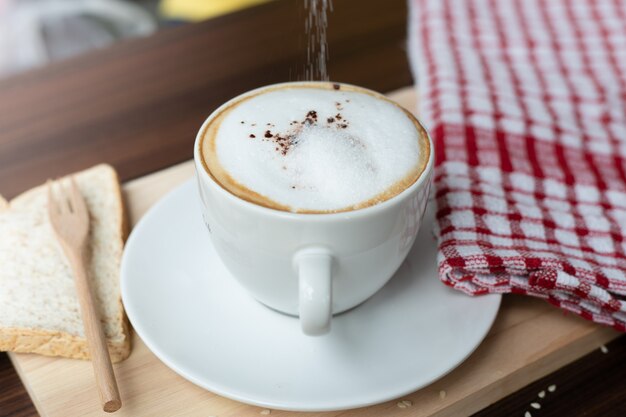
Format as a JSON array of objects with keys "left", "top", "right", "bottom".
[{"left": 0, "top": 164, "right": 130, "bottom": 362}]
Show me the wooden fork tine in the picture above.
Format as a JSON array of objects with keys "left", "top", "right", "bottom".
[
  {"left": 56, "top": 178, "right": 72, "bottom": 214},
  {"left": 70, "top": 177, "right": 88, "bottom": 218},
  {"left": 47, "top": 180, "right": 59, "bottom": 218},
  {"left": 59, "top": 178, "right": 71, "bottom": 213}
]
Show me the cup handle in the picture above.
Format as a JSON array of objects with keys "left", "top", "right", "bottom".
[{"left": 294, "top": 247, "right": 333, "bottom": 336}]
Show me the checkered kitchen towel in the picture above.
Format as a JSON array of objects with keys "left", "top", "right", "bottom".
[{"left": 409, "top": 0, "right": 626, "bottom": 331}]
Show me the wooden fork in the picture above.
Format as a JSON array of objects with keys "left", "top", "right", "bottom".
[{"left": 47, "top": 177, "right": 122, "bottom": 413}]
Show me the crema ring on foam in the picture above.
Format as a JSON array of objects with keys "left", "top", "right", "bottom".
[{"left": 198, "top": 82, "right": 430, "bottom": 213}]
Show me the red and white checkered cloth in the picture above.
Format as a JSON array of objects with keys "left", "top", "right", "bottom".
[{"left": 409, "top": 0, "right": 626, "bottom": 331}]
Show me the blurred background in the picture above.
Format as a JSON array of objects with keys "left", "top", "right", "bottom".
[{"left": 0, "top": 0, "right": 270, "bottom": 78}]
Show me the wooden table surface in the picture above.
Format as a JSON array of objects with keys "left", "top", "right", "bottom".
[{"left": 0, "top": 0, "right": 624, "bottom": 416}]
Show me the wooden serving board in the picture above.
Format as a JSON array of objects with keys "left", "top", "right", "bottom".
[{"left": 8, "top": 87, "right": 619, "bottom": 417}]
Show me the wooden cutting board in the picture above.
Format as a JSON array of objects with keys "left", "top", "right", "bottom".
[{"left": 8, "top": 87, "right": 619, "bottom": 417}]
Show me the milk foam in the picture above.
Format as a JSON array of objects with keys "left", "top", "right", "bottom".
[{"left": 210, "top": 86, "right": 422, "bottom": 212}]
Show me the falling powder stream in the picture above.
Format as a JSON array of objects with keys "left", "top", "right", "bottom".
[{"left": 304, "top": 0, "right": 333, "bottom": 81}]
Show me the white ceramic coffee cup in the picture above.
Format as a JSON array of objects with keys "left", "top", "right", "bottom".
[{"left": 193, "top": 82, "right": 434, "bottom": 336}]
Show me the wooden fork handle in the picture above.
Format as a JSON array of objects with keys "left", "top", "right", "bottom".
[{"left": 65, "top": 246, "right": 122, "bottom": 413}]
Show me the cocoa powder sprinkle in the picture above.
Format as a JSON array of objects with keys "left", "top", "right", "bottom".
[{"left": 257, "top": 108, "right": 350, "bottom": 157}]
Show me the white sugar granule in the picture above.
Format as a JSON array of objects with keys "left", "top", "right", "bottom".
[{"left": 397, "top": 400, "right": 413, "bottom": 408}]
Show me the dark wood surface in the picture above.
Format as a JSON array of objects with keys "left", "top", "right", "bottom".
[
  {"left": 473, "top": 336, "right": 626, "bottom": 417},
  {"left": 0, "top": 354, "right": 33, "bottom": 417},
  {"left": 0, "top": 0, "right": 624, "bottom": 416}
]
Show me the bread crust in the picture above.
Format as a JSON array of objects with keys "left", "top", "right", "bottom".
[
  {"left": 0, "top": 164, "right": 132, "bottom": 362},
  {"left": 108, "top": 164, "right": 133, "bottom": 362},
  {"left": 0, "top": 327, "right": 130, "bottom": 363}
]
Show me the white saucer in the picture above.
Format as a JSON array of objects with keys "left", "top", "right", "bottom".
[{"left": 121, "top": 180, "right": 501, "bottom": 412}]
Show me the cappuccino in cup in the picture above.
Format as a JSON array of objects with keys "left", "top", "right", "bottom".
[
  {"left": 194, "top": 81, "right": 433, "bottom": 335},
  {"left": 198, "top": 82, "right": 430, "bottom": 213}
]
